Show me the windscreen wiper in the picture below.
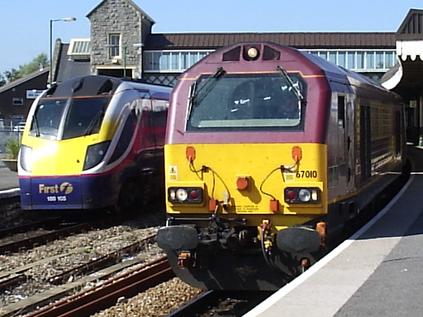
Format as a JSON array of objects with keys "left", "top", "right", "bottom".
[
  {"left": 277, "top": 66, "right": 304, "bottom": 101},
  {"left": 32, "top": 113, "right": 41, "bottom": 137},
  {"left": 84, "top": 110, "right": 105, "bottom": 136},
  {"left": 187, "top": 67, "right": 226, "bottom": 119}
]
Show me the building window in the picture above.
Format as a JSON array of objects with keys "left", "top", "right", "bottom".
[
  {"left": 12, "top": 98, "right": 24, "bottom": 106},
  {"left": 385, "top": 51, "right": 395, "bottom": 68},
  {"left": 144, "top": 50, "right": 213, "bottom": 72},
  {"left": 108, "top": 33, "right": 121, "bottom": 58},
  {"left": 375, "top": 52, "right": 384, "bottom": 69},
  {"left": 347, "top": 51, "right": 356, "bottom": 69},
  {"left": 328, "top": 51, "right": 337, "bottom": 64},
  {"left": 366, "top": 51, "right": 375, "bottom": 69},
  {"left": 356, "top": 52, "right": 365, "bottom": 69},
  {"left": 338, "top": 52, "right": 346, "bottom": 67}
]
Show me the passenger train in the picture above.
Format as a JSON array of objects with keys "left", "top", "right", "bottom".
[
  {"left": 156, "top": 42, "right": 406, "bottom": 290},
  {"left": 18, "top": 75, "right": 171, "bottom": 211}
]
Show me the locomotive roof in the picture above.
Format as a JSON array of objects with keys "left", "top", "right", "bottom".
[
  {"left": 45, "top": 75, "right": 122, "bottom": 98},
  {"left": 44, "top": 75, "right": 171, "bottom": 99}
]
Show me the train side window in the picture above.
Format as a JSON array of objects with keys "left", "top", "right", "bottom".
[
  {"left": 338, "top": 96, "right": 345, "bottom": 129},
  {"left": 108, "top": 110, "right": 137, "bottom": 164},
  {"left": 395, "top": 111, "right": 401, "bottom": 155}
]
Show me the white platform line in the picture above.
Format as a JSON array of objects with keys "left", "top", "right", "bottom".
[{"left": 0, "top": 188, "right": 20, "bottom": 198}]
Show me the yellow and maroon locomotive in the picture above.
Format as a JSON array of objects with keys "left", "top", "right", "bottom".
[{"left": 157, "top": 42, "right": 405, "bottom": 290}]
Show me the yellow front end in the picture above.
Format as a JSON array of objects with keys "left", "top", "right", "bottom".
[
  {"left": 165, "top": 143, "right": 327, "bottom": 228},
  {"left": 23, "top": 135, "right": 96, "bottom": 175}
]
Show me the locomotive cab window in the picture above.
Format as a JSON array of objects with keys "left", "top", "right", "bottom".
[
  {"left": 30, "top": 96, "right": 111, "bottom": 140},
  {"left": 187, "top": 73, "right": 306, "bottom": 131}
]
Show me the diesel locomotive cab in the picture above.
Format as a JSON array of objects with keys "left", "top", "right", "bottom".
[{"left": 157, "top": 43, "right": 332, "bottom": 290}]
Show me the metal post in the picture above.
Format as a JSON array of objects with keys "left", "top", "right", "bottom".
[
  {"left": 49, "top": 19, "right": 53, "bottom": 84},
  {"left": 123, "top": 46, "right": 127, "bottom": 77},
  {"left": 48, "top": 17, "right": 76, "bottom": 85}
]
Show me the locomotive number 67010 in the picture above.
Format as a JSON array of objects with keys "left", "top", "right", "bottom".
[{"left": 296, "top": 170, "right": 318, "bottom": 178}]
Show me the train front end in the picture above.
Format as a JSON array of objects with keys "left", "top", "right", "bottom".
[
  {"left": 157, "top": 43, "right": 332, "bottom": 290},
  {"left": 18, "top": 76, "right": 122, "bottom": 210}
]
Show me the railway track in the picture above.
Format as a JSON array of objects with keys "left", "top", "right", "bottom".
[
  {"left": 0, "top": 232, "right": 164, "bottom": 316},
  {"left": 167, "top": 290, "right": 273, "bottom": 317},
  {"left": 12, "top": 257, "right": 173, "bottom": 317},
  {"left": 0, "top": 222, "right": 92, "bottom": 254}
]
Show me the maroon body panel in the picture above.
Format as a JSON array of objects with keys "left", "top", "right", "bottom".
[{"left": 166, "top": 44, "right": 341, "bottom": 145}]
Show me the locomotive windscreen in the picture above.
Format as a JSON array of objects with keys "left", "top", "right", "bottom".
[
  {"left": 30, "top": 96, "right": 110, "bottom": 140},
  {"left": 187, "top": 72, "right": 306, "bottom": 131}
]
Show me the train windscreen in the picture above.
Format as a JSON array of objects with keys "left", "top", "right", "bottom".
[
  {"left": 187, "top": 73, "right": 306, "bottom": 131},
  {"left": 30, "top": 97, "right": 110, "bottom": 140}
]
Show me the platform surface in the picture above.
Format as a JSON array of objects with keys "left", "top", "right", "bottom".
[
  {"left": 0, "top": 160, "right": 19, "bottom": 198},
  {"left": 245, "top": 146, "right": 423, "bottom": 317}
]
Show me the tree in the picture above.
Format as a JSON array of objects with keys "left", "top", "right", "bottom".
[
  {"left": 3, "top": 68, "right": 20, "bottom": 83},
  {"left": 1, "top": 53, "right": 49, "bottom": 86},
  {"left": 19, "top": 53, "right": 49, "bottom": 76}
]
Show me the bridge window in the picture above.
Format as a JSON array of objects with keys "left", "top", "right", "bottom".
[
  {"left": 306, "top": 49, "right": 396, "bottom": 72},
  {"left": 366, "top": 51, "right": 375, "bottom": 69},
  {"left": 144, "top": 50, "right": 213, "bottom": 72}
]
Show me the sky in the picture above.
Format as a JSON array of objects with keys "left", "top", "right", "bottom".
[{"left": 0, "top": 0, "right": 422, "bottom": 73}]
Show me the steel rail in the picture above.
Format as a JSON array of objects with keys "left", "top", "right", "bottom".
[
  {"left": 0, "top": 223, "right": 92, "bottom": 254},
  {"left": 25, "top": 256, "right": 174, "bottom": 317}
]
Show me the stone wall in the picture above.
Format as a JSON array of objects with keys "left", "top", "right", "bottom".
[{"left": 89, "top": 0, "right": 152, "bottom": 77}]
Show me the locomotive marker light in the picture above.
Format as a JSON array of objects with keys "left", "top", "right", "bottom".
[{"left": 247, "top": 47, "right": 259, "bottom": 59}]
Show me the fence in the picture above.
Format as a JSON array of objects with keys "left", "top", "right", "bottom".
[{"left": 0, "top": 129, "right": 22, "bottom": 157}]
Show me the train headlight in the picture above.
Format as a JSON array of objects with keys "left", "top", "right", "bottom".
[
  {"left": 168, "top": 187, "right": 203, "bottom": 204},
  {"left": 284, "top": 187, "right": 320, "bottom": 204},
  {"left": 83, "top": 141, "right": 110, "bottom": 170},
  {"left": 298, "top": 189, "right": 311, "bottom": 202},
  {"left": 19, "top": 145, "right": 32, "bottom": 172},
  {"left": 176, "top": 188, "right": 188, "bottom": 202}
]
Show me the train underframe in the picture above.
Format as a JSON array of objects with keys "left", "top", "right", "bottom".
[{"left": 158, "top": 214, "right": 325, "bottom": 291}]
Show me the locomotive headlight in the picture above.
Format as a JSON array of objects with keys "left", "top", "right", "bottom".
[
  {"left": 176, "top": 188, "right": 188, "bottom": 202},
  {"left": 284, "top": 187, "right": 320, "bottom": 204},
  {"left": 83, "top": 141, "right": 110, "bottom": 170},
  {"left": 169, "top": 189, "right": 176, "bottom": 201},
  {"left": 298, "top": 189, "right": 311, "bottom": 202},
  {"left": 168, "top": 187, "right": 204, "bottom": 204},
  {"left": 19, "top": 145, "right": 32, "bottom": 172}
]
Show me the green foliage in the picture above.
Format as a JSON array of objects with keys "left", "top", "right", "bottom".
[
  {"left": 5, "top": 138, "right": 21, "bottom": 159},
  {"left": 0, "top": 53, "right": 49, "bottom": 87},
  {"left": 19, "top": 53, "right": 49, "bottom": 75}
]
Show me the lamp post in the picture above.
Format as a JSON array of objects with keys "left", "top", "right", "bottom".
[{"left": 49, "top": 17, "right": 76, "bottom": 85}]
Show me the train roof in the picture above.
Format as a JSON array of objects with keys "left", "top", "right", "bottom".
[{"left": 44, "top": 75, "right": 171, "bottom": 99}]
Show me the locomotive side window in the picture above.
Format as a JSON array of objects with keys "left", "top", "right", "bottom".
[
  {"left": 395, "top": 111, "right": 401, "bottom": 155},
  {"left": 187, "top": 73, "right": 306, "bottom": 131},
  {"left": 108, "top": 109, "right": 137, "bottom": 164},
  {"left": 338, "top": 96, "right": 345, "bottom": 129}
]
